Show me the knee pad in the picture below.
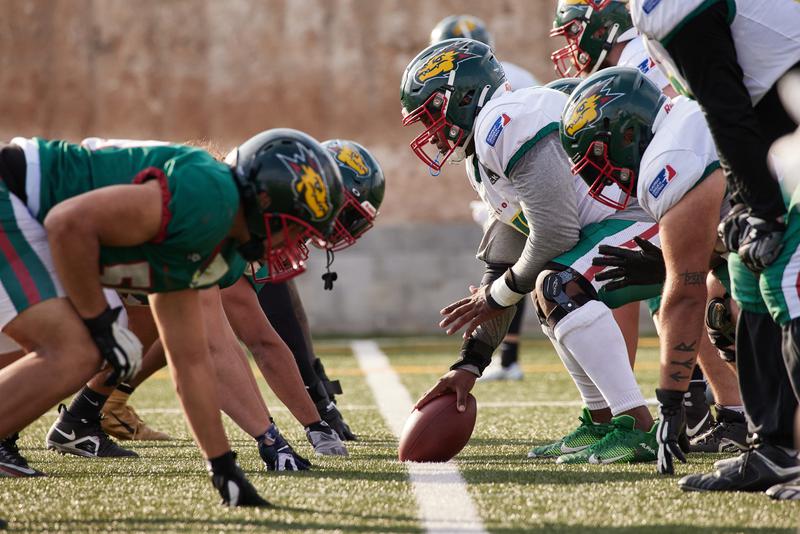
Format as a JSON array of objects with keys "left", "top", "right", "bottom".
[
  {"left": 537, "top": 267, "right": 595, "bottom": 329},
  {"left": 706, "top": 296, "right": 736, "bottom": 362}
]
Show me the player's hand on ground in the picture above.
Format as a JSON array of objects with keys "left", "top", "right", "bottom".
[
  {"left": 439, "top": 285, "right": 505, "bottom": 338},
  {"left": 259, "top": 423, "right": 312, "bottom": 471},
  {"left": 738, "top": 215, "right": 786, "bottom": 273},
  {"left": 655, "top": 389, "right": 689, "bottom": 475},
  {"left": 317, "top": 400, "right": 358, "bottom": 441},
  {"left": 415, "top": 369, "right": 477, "bottom": 412},
  {"left": 305, "top": 420, "right": 349, "bottom": 456},
  {"left": 82, "top": 306, "right": 143, "bottom": 386},
  {"left": 593, "top": 236, "right": 666, "bottom": 290}
]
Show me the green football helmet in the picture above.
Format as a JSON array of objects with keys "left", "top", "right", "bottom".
[
  {"left": 430, "top": 15, "right": 494, "bottom": 48},
  {"left": 550, "top": 0, "right": 634, "bottom": 77},
  {"left": 400, "top": 38, "right": 507, "bottom": 171},
  {"left": 321, "top": 139, "right": 385, "bottom": 251},
  {"left": 545, "top": 77, "right": 582, "bottom": 95},
  {"left": 560, "top": 66, "right": 669, "bottom": 210},
  {"left": 227, "top": 128, "right": 344, "bottom": 282}
]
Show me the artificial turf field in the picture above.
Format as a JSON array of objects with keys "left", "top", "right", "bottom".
[{"left": 3, "top": 337, "right": 799, "bottom": 533}]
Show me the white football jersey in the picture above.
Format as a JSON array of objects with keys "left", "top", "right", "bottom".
[
  {"left": 636, "top": 97, "right": 720, "bottom": 222},
  {"left": 630, "top": 0, "right": 800, "bottom": 103},
  {"left": 467, "top": 87, "right": 616, "bottom": 233},
  {"left": 501, "top": 61, "right": 539, "bottom": 91},
  {"left": 617, "top": 36, "right": 670, "bottom": 91}
]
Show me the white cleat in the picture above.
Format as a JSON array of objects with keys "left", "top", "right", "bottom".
[{"left": 479, "top": 362, "right": 524, "bottom": 382}]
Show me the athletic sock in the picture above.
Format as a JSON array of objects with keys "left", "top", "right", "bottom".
[
  {"left": 207, "top": 450, "right": 237, "bottom": 474},
  {"left": 553, "top": 300, "right": 646, "bottom": 415},
  {"left": 722, "top": 405, "right": 745, "bottom": 414},
  {"left": 541, "top": 324, "right": 607, "bottom": 411},
  {"left": 499, "top": 341, "right": 519, "bottom": 368},
  {"left": 67, "top": 386, "right": 109, "bottom": 420},
  {"left": 116, "top": 382, "right": 135, "bottom": 395}
]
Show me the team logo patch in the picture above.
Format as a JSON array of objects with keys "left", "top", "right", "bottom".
[
  {"left": 648, "top": 164, "right": 676, "bottom": 198},
  {"left": 331, "top": 143, "right": 369, "bottom": 176},
  {"left": 563, "top": 78, "right": 623, "bottom": 138},
  {"left": 637, "top": 57, "right": 655, "bottom": 74},
  {"left": 451, "top": 17, "right": 478, "bottom": 37},
  {"left": 486, "top": 114, "right": 511, "bottom": 147},
  {"left": 642, "top": 0, "right": 662, "bottom": 14},
  {"left": 278, "top": 144, "right": 333, "bottom": 221},
  {"left": 415, "top": 42, "right": 478, "bottom": 84}
]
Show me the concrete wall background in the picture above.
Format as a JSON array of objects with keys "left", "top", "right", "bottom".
[{"left": 0, "top": 0, "right": 656, "bottom": 334}]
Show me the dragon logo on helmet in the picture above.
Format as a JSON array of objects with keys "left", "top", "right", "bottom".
[
  {"left": 563, "top": 78, "right": 623, "bottom": 137},
  {"left": 332, "top": 143, "right": 370, "bottom": 177},
  {"left": 277, "top": 145, "right": 333, "bottom": 221},
  {"left": 414, "top": 42, "right": 478, "bottom": 84}
]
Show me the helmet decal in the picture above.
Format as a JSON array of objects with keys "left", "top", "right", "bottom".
[
  {"left": 277, "top": 144, "right": 333, "bottom": 222},
  {"left": 333, "top": 143, "right": 370, "bottom": 177},
  {"left": 414, "top": 42, "right": 478, "bottom": 84},
  {"left": 563, "top": 78, "right": 623, "bottom": 137},
  {"left": 451, "top": 17, "right": 478, "bottom": 38}
]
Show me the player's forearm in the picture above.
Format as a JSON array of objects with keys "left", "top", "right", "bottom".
[{"left": 44, "top": 207, "right": 108, "bottom": 318}]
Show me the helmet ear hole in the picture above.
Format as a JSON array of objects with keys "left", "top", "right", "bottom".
[{"left": 459, "top": 90, "right": 475, "bottom": 107}]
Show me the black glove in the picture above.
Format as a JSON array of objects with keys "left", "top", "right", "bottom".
[
  {"left": 705, "top": 297, "right": 736, "bottom": 362},
  {"left": 592, "top": 236, "right": 666, "bottom": 291},
  {"left": 83, "top": 307, "right": 143, "bottom": 386},
  {"left": 717, "top": 203, "right": 750, "bottom": 253},
  {"left": 257, "top": 422, "right": 311, "bottom": 471},
  {"left": 738, "top": 216, "right": 786, "bottom": 273},
  {"left": 316, "top": 399, "right": 358, "bottom": 441},
  {"left": 207, "top": 451, "right": 271, "bottom": 507},
  {"left": 655, "top": 388, "right": 690, "bottom": 475}
]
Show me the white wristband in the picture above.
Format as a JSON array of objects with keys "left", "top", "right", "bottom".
[{"left": 489, "top": 277, "right": 524, "bottom": 308}]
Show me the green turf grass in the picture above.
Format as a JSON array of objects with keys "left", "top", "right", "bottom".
[{"left": 3, "top": 337, "right": 798, "bottom": 532}]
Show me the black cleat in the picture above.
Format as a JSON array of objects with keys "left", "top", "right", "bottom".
[
  {"left": 689, "top": 406, "right": 748, "bottom": 453},
  {"left": 679, "top": 444, "right": 800, "bottom": 493},
  {"left": 45, "top": 404, "right": 138, "bottom": 458},
  {"left": 767, "top": 476, "right": 800, "bottom": 500},
  {"left": 0, "top": 433, "right": 45, "bottom": 477},
  {"left": 209, "top": 452, "right": 272, "bottom": 507},
  {"left": 684, "top": 382, "right": 714, "bottom": 439}
]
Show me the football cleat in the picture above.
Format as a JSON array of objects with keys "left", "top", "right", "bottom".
[
  {"left": 688, "top": 406, "right": 748, "bottom": 453},
  {"left": 101, "top": 390, "right": 172, "bottom": 441},
  {"left": 479, "top": 361, "right": 524, "bottom": 382},
  {"left": 684, "top": 382, "right": 714, "bottom": 439},
  {"left": 258, "top": 423, "right": 311, "bottom": 471},
  {"left": 208, "top": 452, "right": 272, "bottom": 507},
  {"left": 306, "top": 420, "right": 348, "bottom": 456},
  {"left": 0, "top": 433, "right": 45, "bottom": 477},
  {"left": 46, "top": 404, "right": 138, "bottom": 458},
  {"left": 679, "top": 444, "right": 800, "bottom": 492},
  {"left": 766, "top": 477, "right": 800, "bottom": 500},
  {"left": 528, "top": 407, "right": 613, "bottom": 459},
  {"left": 556, "top": 415, "right": 657, "bottom": 465}
]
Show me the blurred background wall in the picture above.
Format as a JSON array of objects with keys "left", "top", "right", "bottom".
[{"left": 0, "top": 0, "right": 652, "bottom": 334}]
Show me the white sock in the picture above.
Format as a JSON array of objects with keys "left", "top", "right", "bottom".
[
  {"left": 553, "top": 300, "right": 646, "bottom": 415},
  {"left": 722, "top": 405, "right": 745, "bottom": 414},
  {"left": 541, "top": 324, "right": 607, "bottom": 411}
]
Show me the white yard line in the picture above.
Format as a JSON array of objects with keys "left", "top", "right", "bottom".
[{"left": 351, "top": 340, "right": 488, "bottom": 534}]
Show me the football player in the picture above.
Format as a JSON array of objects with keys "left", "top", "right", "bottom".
[
  {"left": 0, "top": 128, "right": 344, "bottom": 506},
  {"left": 401, "top": 39, "right": 659, "bottom": 464},
  {"left": 430, "top": 15, "right": 538, "bottom": 381}
]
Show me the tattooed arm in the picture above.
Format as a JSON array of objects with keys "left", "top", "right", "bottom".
[{"left": 656, "top": 170, "right": 727, "bottom": 390}]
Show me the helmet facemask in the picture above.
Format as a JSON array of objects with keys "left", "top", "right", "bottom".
[
  {"left": 253, "top": 213, "right": 326, "bottom": 284},
  {"left": 571, "top": 139, "right": 635, "bottom": 210},
  {"left": 323, "top": 190, "right": 379, "bottom": 252},
  {"left": 550, "top": 5, "right": 622, "bottom": 78},
  {"left": 403, "top": 88, "right": 469, "bottom": 172}
]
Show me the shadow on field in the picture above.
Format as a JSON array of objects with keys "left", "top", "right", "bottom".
[{"left": 490, "top": 526, "right": 794, "bottom": 533}]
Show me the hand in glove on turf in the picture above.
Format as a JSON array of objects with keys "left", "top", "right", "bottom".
[
  {"left": 592, "top": 236, "right": 665, "bottom": 291},
  {"left": 306, "top": 420, "right": 349, "bottom": 456},
  {"left": 316, "top": 399, "right": 358, "bottom": 441},
  {"left": 655, "top": 389, "right": 690, "bottom": 475},
  {"left": 83, "top": 306, "right": 143, "bottom": 386},
  {"left": 415, "top": 369, "right": 477, "bottom": 412},
  {"left": 207, "top": 451, "right": 271, "bottom": 507},
  {"left": 258, "top": 422, "right": 312, "bottom": 471}
]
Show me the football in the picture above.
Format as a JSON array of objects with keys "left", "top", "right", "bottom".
[{"left": 398, "top": 393, "right": 477, "bottom": 462}]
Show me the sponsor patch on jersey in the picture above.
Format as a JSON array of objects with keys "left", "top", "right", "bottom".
[
  {"left": 648, "top": 164, "right": 676, "bottom": 198},
  {"left": 278, "top": 143, "right": 333, "bottom": 222},
  {"left": 563, "top": 78, "right": 623, "bottom": 138},
  {"left": 486, "top": 114, "right": 511, "bottom": 147},
  {"left": 414, "top": 42, "right": 478, "bottom": 84},
  {"left": 642, "top": 0, "right": 662, "bottom": 14},
  {"left": 330, "top": 142, "right": 369, "bottom": 176},
  {"left": 637, "top": 57, "right": 655, "bottom": 74}
]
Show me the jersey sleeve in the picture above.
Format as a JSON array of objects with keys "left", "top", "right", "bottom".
[
  {"left": 618, "top": 37, "right": 671, "bottom": 91},
  {"left": 636, "top": 148, "right": 713, "bottom": 221}
]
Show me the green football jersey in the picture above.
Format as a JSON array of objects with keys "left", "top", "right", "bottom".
[{"left": 28, "top": 137, "right": 246, "bottom": 293}]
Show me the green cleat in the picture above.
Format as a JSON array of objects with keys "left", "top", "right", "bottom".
[
  {"left": 528, "top": 407, "right": 614, "bottom": 459},
  {"left": 557, "top": 414, "right": 658, "bottom": 465}
]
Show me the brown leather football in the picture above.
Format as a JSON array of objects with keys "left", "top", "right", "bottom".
[{"left": 398, "top": 393, "right": 477, "bottom": 462}]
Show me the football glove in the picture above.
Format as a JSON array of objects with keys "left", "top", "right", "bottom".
[
  {"left": 306, "top": 420, "right": 348, "bottom": 456},
  {"left": 592, "top": 236, "right": 665, "bottom": 290},
  {"left": 738, "top": 215, "right": 786, "bottom": 273},
  {"left": 83, "top": 306, "right": 142, "bottom": 386},
  {"left": 655, "top": 388, "right": 690, "bottom": 475},
  {"left": 207, "top": 451, "right": 271, "bottom": 507},
  {"left": 257, "top": 423, "right": 311, "bottom": 471},
  {"left": 717, "top": 203, "right": 750, "bottom": 253},
  {"left": 316, "top": 399, "right": 358, "bottom": 441}
]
